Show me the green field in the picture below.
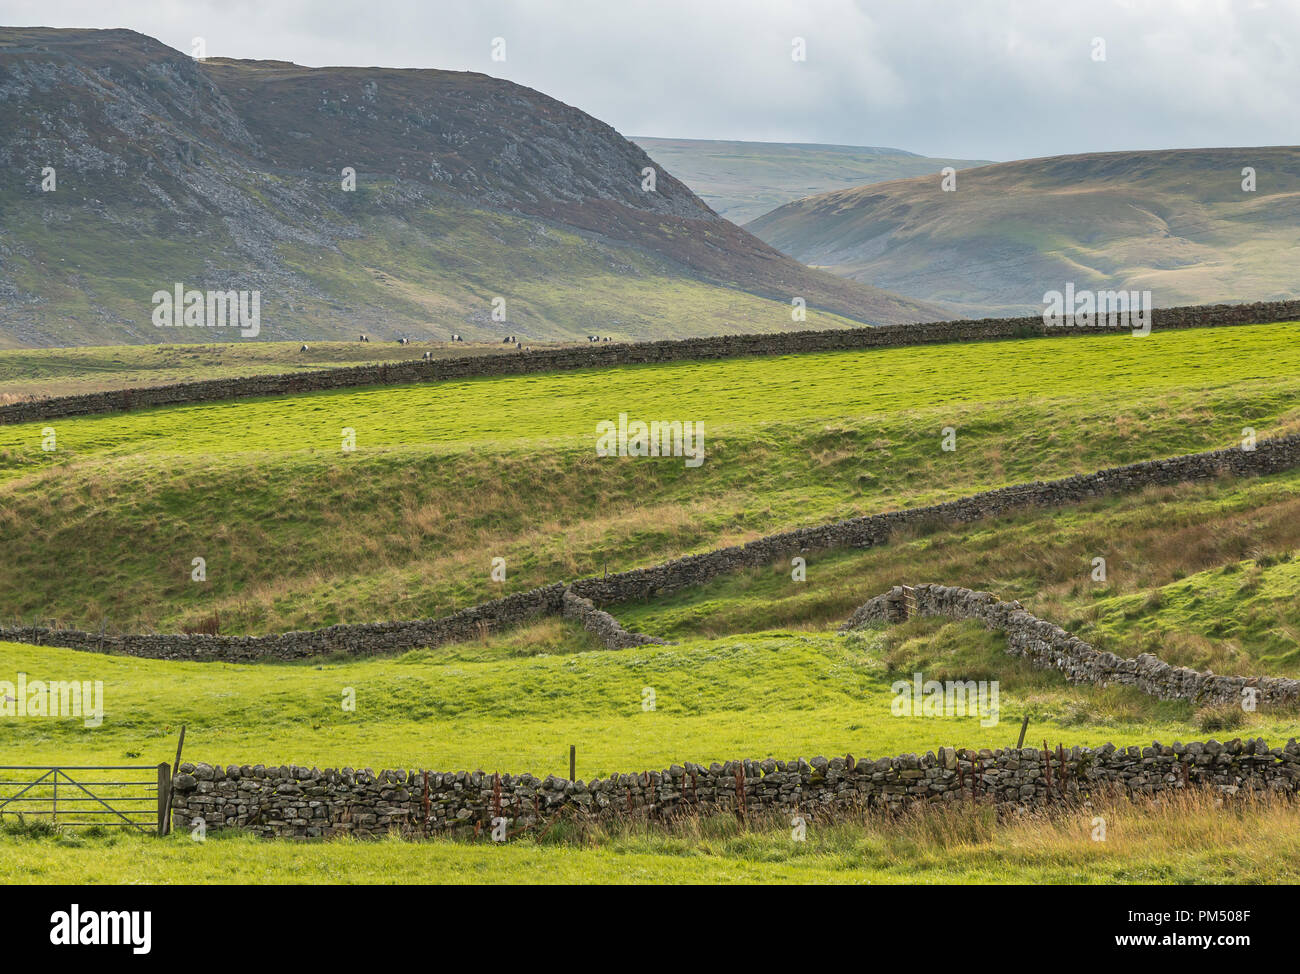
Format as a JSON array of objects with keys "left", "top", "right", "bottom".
[
  {"left": 10, "top": 618, "right": 1298, "bottom": 775},
  {"left": 7, "top": 790, "right": 1300, "bottom": 884},
  {"left": 3, "top": 322, "right": 1299, "bottom": 883},
  {"left": 0, "top": 340, "right": 539, "bottom": 401},
  {"left": 3, "top": 611, "right": 1298, "bottom": 883},
  {"left": 1, "top": 323, "right": 1296, "bottom": 636}
]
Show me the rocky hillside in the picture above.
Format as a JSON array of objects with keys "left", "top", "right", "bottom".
[
  {"left": 0, "top": 27, "right": 944, "bottom": 347},
  {"left": 749, "top": 146, "right": 1300, "bottom": 317}
]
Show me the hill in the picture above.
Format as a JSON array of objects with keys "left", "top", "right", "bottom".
[
  {"left": 633, "top": 138, "right": 993, "bottom": 225},
  {"left": 0, "top": 28, "right": 944, "bottom": 347},
  {"left": 747, "top": 146, "right": 1300, "bottom": 317},
  {"left": 2, "top": 321, "right": 1297, "bottom": 635},
  {"left": 4, "top": 321, "right": 1300, "bottom": 883}
]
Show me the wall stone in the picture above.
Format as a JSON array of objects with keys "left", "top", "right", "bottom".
[
  {"left": 169, "top": 738, "right": 1300, "bottom": 839},
  {"left": 0, "top": 584, "right": 566, "bottom": 661},
  {"left": 6, "top": 435, "right": 1299, "bottom": 662},
  {"left": 561, "top": 587, "right": 670, "bottom": 649},
  {"left": 842, "top": 583, "right": 1300, "bottom": 708},
  {"left": 566, "top": 433, "right": 1300, "bottom": 604},
  {"left": 5, "top": 299, "right": 1298, "bottom": 424}
]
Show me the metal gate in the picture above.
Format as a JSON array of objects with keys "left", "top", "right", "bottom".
[{"left": 0, "top": 764, "right": 169, "bottom": 834}]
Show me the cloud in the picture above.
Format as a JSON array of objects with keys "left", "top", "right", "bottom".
[{"left": 2, "top": 0, "right": 1296, "bottom": 159}]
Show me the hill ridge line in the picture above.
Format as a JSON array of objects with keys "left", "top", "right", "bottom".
[
  {"left": 5, "top": 299, "right": 1298, "bottom": 424},
  {"left": 5, "top": 432, "right": 1297, "bottom": 660}
]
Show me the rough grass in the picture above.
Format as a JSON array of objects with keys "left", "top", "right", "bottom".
[
  {"left": 3, "top": 788, "right": 1299, "bottom": 884},
  {"left": 617, "top": 472, "right": 1300, "bottom": 676}
]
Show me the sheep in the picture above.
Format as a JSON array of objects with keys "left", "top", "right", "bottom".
[
  {"left": 300, "top": 344, "right": 309, "bottom": 352},
  {"left": 422, "top": 351, "right": 432, "bottom": 361},
  {"left": 359, "top": 333, "right": 368, "bottom": 342},
  {"left": 452, "top": 333, "right": 461, "bottom": 342}
]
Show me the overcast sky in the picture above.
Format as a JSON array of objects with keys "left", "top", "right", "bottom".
[{"left": 4, "top": 0, "right": 1296, "bottom": 160}]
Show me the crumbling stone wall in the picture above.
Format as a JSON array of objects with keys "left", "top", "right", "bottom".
[
  {"left": 169, "top": 737, "right": 1300, "bottom": 838},
  {"left": 0, "top": 584, "right": 567, "bottom": 661},
  {"left": 842, "top": 583, "right": 1300, "bottom": 708},
  {"left": 5, "top": 299, "right": 1297, "bottom": 424},
  {"left": 5, "top": 435, "right": 1299, "bottom": 662},
  {"left": 561, "top": 587, "right": 669, "bottom": 649}
]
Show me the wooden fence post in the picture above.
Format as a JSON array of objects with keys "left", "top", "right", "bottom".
[
  {"left": 156, "top": 763, "right": 170, "bottom": 837},
  {"left": 161, "top": 724, "right": 186, "bottom": 836},
  {"left": 569, "top": 745, "right": 576, "bottom": 782}
]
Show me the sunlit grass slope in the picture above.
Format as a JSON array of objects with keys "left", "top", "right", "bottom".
[
  {"left": 0, "top": 323, "right": 1296, "bottom": 634},
  {"left": 0, "top": 340, "right": 536, "bottom": 401}
]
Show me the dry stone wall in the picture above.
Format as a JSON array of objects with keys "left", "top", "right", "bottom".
[
  {"left": 566, "top": 434, "right": 1300, "bottom": 604},
  {"left": 843, "top": 583, "right": 1300, "bottom": 708},
  {"left": 5, "top": 435, "right": 1299, "bottom": 662},
  {"left": 169, "top": 737, "right": 1300, "bottom": 839},
  {"left": 561, "top": 587, "right": 670, "bottom": 649},
  {"left": 4, "top": 299, "right": 1298, "bottom": 424},
  {"left": 0, "top": 584, "right": 567, "bottom": 661}
]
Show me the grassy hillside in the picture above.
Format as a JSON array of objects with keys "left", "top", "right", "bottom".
[
  {"left": 617, "top": 472, "right": 1300, "bottom": 677},
  {"left": 0, "top": 28, "right": 943, "bottom": 347},
  {"left": 4, "top": 322, "right": 1300, "bottom": 885},
  {"left": 634, "top": 138, "right": 993, "bottom": 224},
  {"left": 748, "top": 146, "right": 1300, "bottom": 317},
  {"left": 1, "top": 322, "right": 1296, "bottom": 634}
]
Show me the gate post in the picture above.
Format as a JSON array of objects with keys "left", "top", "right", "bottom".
[{"left": 156, "top": 763, "right": 171, "bottom": 836}]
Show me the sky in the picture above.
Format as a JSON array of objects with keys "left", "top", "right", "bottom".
[{"left": 2, "top": 0, "right": 1296, "bottom": 161}]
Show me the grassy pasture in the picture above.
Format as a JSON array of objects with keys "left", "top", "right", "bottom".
[
  {"left": 0, "top": 323, "right": 1296, "bottom": 636},
  {"left": 2, "top": 616, "right": 1298, "bottom": 885},
  {"left": 6, "top": 789, "right": 1300, "bottom": 884},
  {"left": 617, "top": 471, "right": 1300, "bottom": 676},
  {"left": 3, "top": 322, "right": 1299, "bottom": 883},
  {"left": 0, "top": 340, "right": 534, "bottom": 402},
  {"left": 3, "top": 615, "right": 1297, "bottom": 776}
]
